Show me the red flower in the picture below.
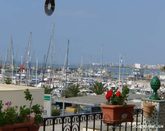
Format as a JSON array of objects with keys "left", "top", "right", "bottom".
[
  {"left": 105, "top": 89, "right": 113, "bottom": 100},
  {"left": 116, "top": 90, "right": 121, "bottom": 97}
]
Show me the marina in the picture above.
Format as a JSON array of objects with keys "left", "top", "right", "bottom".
[
  {"left": 0, "top": 60, "right": 164, "bottom": 116},
  {"left": 1, "top": 1, "right": 165, "bottom": 130}
]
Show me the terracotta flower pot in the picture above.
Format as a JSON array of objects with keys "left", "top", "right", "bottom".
[
  {"left": 143, "top": 102, "right": 155, "bottom": 118},
  {"left": 100, "top": 103, "right": 135, "bottom": 125},
  {"left": 0, "top": 121, "right": 39, "bottom": 131}
]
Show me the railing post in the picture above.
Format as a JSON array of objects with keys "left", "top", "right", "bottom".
[
  {"left": 124, "top": 122, "right": 127, "bottom": 131},
  {"left": 135, "top": 109, "right": 139, "bottom": 131},
  {"left": 43, "top": 118, "right": 46, "bottom": 131},
  {"left": 112, "top": 125, "right": 115, "bottom": 131},
  {"left": 62, "top": 117, "right": 64, "bottom": 131},
  {"left": 78, "top": 115, "right": 81, "bottom": 131},
  {"left": 52, "top": 119, "right": 55, "bottom": 131},
  {"left": 93, "top": 114, "right": 96, "bottom": 131},
  {"left": 140, "top": 109, "right": 143, "bottom": 131},
  {"left": 85, "top": 114, "right": 88, "bottom": 131},
  {"left": 100, "top": 113, "right": 103, "bottom": 131},
  {"left": 70, "top": 116, "right": 73, "bottom": 131}
]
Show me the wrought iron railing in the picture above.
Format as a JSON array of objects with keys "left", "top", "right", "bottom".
[{"left": 42, "top": 108, "right": 143, "bottom": 131}]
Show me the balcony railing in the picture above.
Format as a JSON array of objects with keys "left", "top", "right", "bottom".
[{"left": 42, "top": 108, "right": 143, "bottom": 131}]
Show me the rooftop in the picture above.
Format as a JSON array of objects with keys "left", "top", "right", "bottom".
[{"left": 53, "top": 93, "right": 147, "bottom": 108}]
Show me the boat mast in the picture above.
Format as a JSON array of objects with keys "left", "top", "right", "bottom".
[
  {"left": 64, "top": 39, "right": 69, "bottom": 87},
  {"left": 35, "top": 59, "right": 38, "bottom": 86},
  {"left": 5, "top": 35, "right": 14, "bottom": 81},
  {"left": 119, "top": 56, "right": 121, "bottom": 83},
  {"left": 23, "top": 32, "right": 32, "bottom": 86},
  {"left": 10, "top": 36, "right": 14, "bottom": 82},
  {"left": 101, "top": 46, "right": 103, "bottom": 76},
  {"left": 62, "top": 39, "right": 69, "bottom": 116},
  {"left": 118, "top": 56, "right": 123, "bottom": 88},
  {"left": 42, "top": 24, "right": 55, "bottom": 82}
]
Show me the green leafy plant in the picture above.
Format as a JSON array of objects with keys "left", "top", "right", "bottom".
[
  {"left": 51, "top": 108, "right": 60, "bottom": 116},
  {"left": 105, "top": 85, "right": 130, "bottom": 105},
  {"left": 91, "top": 81, "right": 105, "bottom": 95},
  {"left": 0, "top": 89, "right": 43, "bottom": 126},
  {"left": 4, "top": 77, "right": 12, "bottom": 84},
  {"left": 42, "top": 85, "right": 54, "bottom": 94},
  {"left": 62, "top": 84, "right": 80, "bottom": 98}
]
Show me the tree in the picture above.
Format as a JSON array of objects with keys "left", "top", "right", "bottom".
[
  {"left": 63, "top": 84, "right": 80, "bottom": 98},
  {"left": 91, "top": 81, "right": 105, "bottom": 95},
  {"left": 161, "top": 66, "right": 165, "bottom": 72},
  {"left": 5, "top": 77, "right": 12, "bottom": 84},
  {"left": 42, "top": 85, "right": 54, "bottom": 94}
]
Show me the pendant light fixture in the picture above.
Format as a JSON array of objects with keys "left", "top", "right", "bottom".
[{"left": 44, "top": 0, "right": 55, "bottom": 16}]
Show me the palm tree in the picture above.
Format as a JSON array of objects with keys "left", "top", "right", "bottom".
[
  {"left": 42, "top": 85, "right": 54, "bottom": 94},
  {"left": 63, "top": 84, "right": 80, "bottom": 98},
  {"left": 91, "top": 81, "right": 105, "bottom": 95}
]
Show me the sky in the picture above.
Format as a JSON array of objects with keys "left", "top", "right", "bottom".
[{"left": 0, "top": 0, "right": 165, "bottom": 66}]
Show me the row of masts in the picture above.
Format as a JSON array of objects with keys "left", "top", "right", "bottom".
[{"left": 1, "top": 26, "right": 72, "bottom": 86}]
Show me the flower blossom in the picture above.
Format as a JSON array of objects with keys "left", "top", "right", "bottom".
[
  {"left": 5, "top": 101, "right": 12, "bottom": 108},
  {"left": 105, "top": 89, "right": 113, "bottom": 100},
  {"left": 116, "top": 90, "right": 121, "bottom": 97}
]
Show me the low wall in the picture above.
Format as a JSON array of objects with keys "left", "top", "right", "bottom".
[{"left": 0, "top": 84, "right": 44, "bottom": 109}]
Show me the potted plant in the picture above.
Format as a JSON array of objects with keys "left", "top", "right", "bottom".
[
  {"left": 143, "top": 102, "right": 155, "bottom": 118},
  {"left": 0, "top": 89, "right": 43, "bottom": 131},
  {"left": 100, "top": 85, "right": 134, "bottom": 124}
]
